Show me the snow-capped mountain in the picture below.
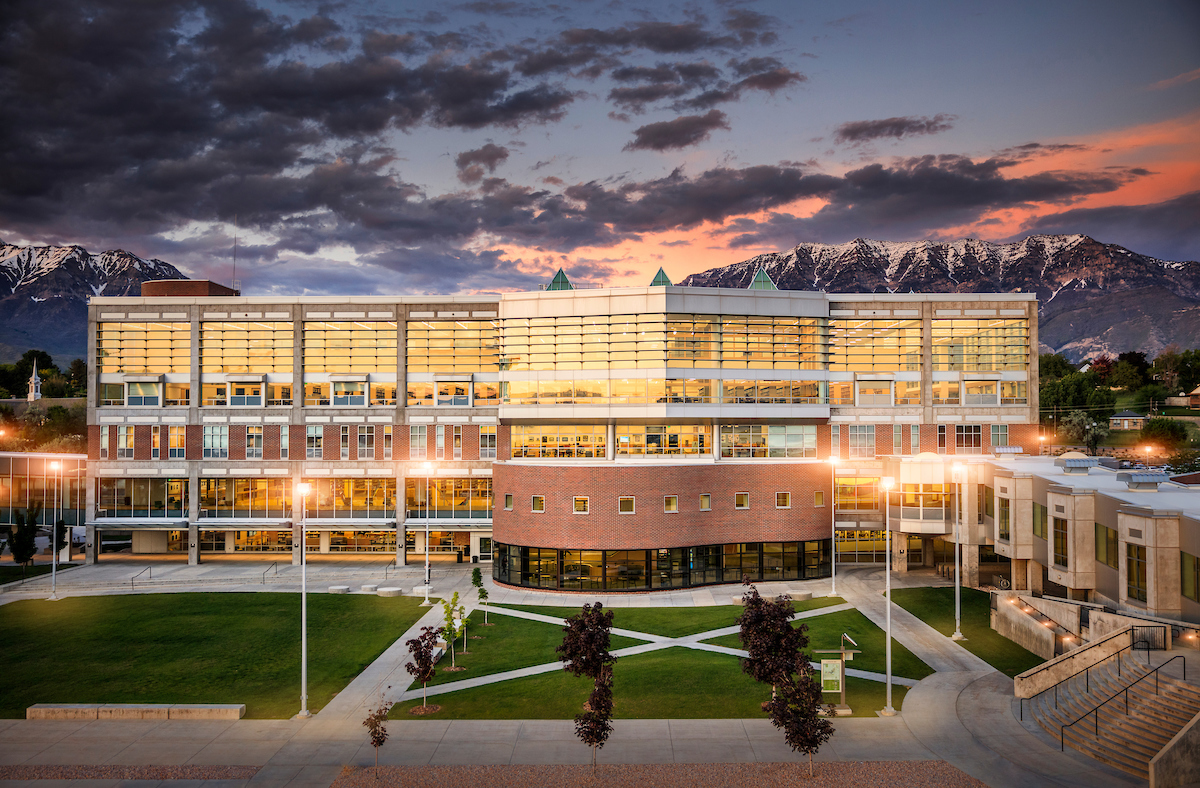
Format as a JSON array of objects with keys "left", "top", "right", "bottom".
[
  {"left": 0, "top": 241, "right": 187, "bottom": 363},
  {"left": 682, "top": 235, "right": 1200, "bottom": 363}
]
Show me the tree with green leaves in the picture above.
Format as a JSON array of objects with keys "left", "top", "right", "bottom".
[
  {"left": 471, "top": 567, "right": 490, "bottom": 625},
  {"left": 362, "top": 695, "right": 394, "bottom": 771},
  {"left": 1142, "top": 418, "right": 1190, "bottom": 451},
  {"left": 558, "top": 602, "right": 617, "bottom": 770},
  {"left": 404, "top": 625, "right": 443, "bottom": 709},
  {"left": 737, "top": 581, "right": 834, "bottom": 778},
  {"left": 1061, "top": 411, "right": 1109, "bottom": 452},
  {"left": 1039, "top": 353, "right": 1076, "bottom": 381},
  {"left": 1166, "top": 450, "right": 1200, "bottom": 474},
  {"left": 440, "top": 592, "right": 466, "bottom": 665},
  {"left": 1109, "top": 360, "right": 1144, "bottom": 390},
  {"left": 54, "top": 519, "right": 69, "bottom": 557},
  {"left": 9, "top": 501, "right": 42, "bottom": 578}
]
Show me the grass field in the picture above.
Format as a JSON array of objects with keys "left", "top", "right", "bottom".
[
  {"left": 495, "top": 596, "right": 846, "bottom": 638},
  {"left": 427, "top": 610, "right": 645, "bottom": 687},
  {"left": 702, "top": 608, "right": 934, "bottom": 681},
  {"left": 0, "top": 563, "right": 76, "bottom": 584},
  {"left": 0, "top": 592, "right": 427, "bottom": 718},
  {"left": 890, "top": 587, "right": 1043, "bottom": 677},
  {"left": 393, "top": 646, "right": 906, "bottom": 720}
]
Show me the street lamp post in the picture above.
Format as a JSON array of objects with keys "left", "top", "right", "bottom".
[
  {"left": 827, "top": 456, "right": 839, "bottom": 596},
  {"left": 419, "top": 462, "right": 436, "bottom": 605},
  {"left": 49, "top": 460, "right": 61, "bottom": 601},
  {"left": 295, "top": 482, "right": 312, "bottom": 719},
  {"left": 951, "top": 463, "right": 965, "bottom": 641},
  {"left": 880, "top": 476, "right": 896, "bottom": 716}
]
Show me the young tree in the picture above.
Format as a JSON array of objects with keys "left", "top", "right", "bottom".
[
  {"left": 471, "top": 567, "right": 490, "bottom": 624},
  {"left": 737, "top": 581, "right": 834, "bottom": 777},
  {"left": 440, "top": 592, "right": 465, "bottom": 665},
  {"left": 362, "top": 694, "right": 394, "bottom": 772},
  {"left": 558, "top": 602, "right": 618, "bottom": 770},
  {"left": 1142, "top": 418, "right": 1190, "bottom": 451},
  {"left": 9, "top": 502, "right": 42, "bottom": 577},
  {"left": 404, "top": 625, "right": 443, "bottom": 708}
]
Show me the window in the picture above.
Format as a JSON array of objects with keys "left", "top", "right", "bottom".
[
  {"left": 479, "top": 425, "right": 496, "bottom": 459},
  {"left": 151, "top": 425, "right": 160, "bottom": 459},
  {"left": 735, "top": 492, "right": 749, "bottom": 509},
  {"left": 117, "top": 425, "right": 134, "bottom": 459},
  {"left": 857, "top": 381, "right": 891, "bottom": 406},
  {"left": 620, "top": 424, "right": 710, "bottom": 456},
  {"left": 200, "top": 321, "right": 293, "bottom": 374},
  {"left": 932, "top": 318, "right": 1029, "bottom": 372},
  {"left": 100, "top": 383, "right": 125, "bottom": 407},
  {"left": 1033, "top": 502, "right": 1048, "bottom": 540},
  {"left": 127, "top": 382, "right": 159, "bottom": 407},
  {"left": 830, "top": 424, "right": 840, "bottom": 457},
  {"left": 453, "top": 425, "right": 462, "bottom": 459},
  {"left": 409, "top": 425, "right": 427, "bottom": 459},
  {"left": 955, "top": 425, "right": 982, "bottom": 454},
  {"left": 307, "top": 425, "right": 323, "bottom": 459},
  {"left": 664, "top": 495, "right": 678, "bottom": 513},
  {"left": 931, "top": 381, "right": 960, "bottom": 405},
  {"left": 963, "top": 381, "right": 997, "bottom": 406},
  {"left": 1096, "top": 523, "right": 1118, "bottom": 569},
  {"left": 699, "top": 493, "right": 711, "bottom": 510},
  {"left": 836, "top": 478, "right": 879, "bottom": 510},
  {"left": 304, "top": 321, "right": 397, "bottom": 374},
  {"left": 358, "top": 425, "right": 373, "bottom": 460},
  {"left": 998, "top": 498, "right": 1010, "bottom": 540},
  {"left": 474, "top": 381, "right": 499, "bottom": 405},
  {"left": 504, "top": 493, "right": 514, "bottom": 510},
  {"left": 719, "top": 425, "right": 815, "bottom": 458},
  {"left": 341, "top": 425, "right": 350, "bottom": 460},
  {"left": 848, "top": 424, "right": 875, "bottom": 458},
  {"left": 894, "top": 381, "right": 921, "bottom": 405},
  {"left": 776, "top": 492, "right": 791, "bottom": 509},
  {"left": 574, "top": 496, "right": 589, "bottom": 514},
  {"left": 894, "top": 424, "right": 904, "bottom": 454},
  {"left": 280, "top": 426, "right": 289, "bottom": 459},
  {"left": 1127, "top": 543, "right": 1147, "bottom": 602},
  {"left": 229, "top": 384, "right": 261, "bottom": 407},
  {"left": 830, "top": 319, "right": 922, "bottom": 371},
  {"left": 406, "top": 320, "right": 499, "bottom": 374},
  {"left": 436, "top": 425, "right": 445, "bottom": 459},
  {"left": 512, "top": 425, "right": 606, "bottom": 458},
  {"left": 1001, "top": 381, "right": 1028, "bottom": 405},
  {"left": 991, "top": 424, "right": 1008, "bottom": 448},
  {"left": 168, "top": 426, "right": 185, "bottom": 459},
  {"left": 1053, "top": 517, "right": 1068, "bottom": 567},
  {"left": 436, "top": 382, "right": 470, "bottom": 406},
  {"left": 382, "top": 425, "right": 392, "bottom": 460},
  {"left": 619, "top": 496, "right": 635, "bottom": 514},
  {"left": 937, "top": 425, "right": 947, "bottom": 453},
  {"left": 100, "top": 425, "right": 110, "bottom": 459},
  {"left": 267, "top": 384, "right": 292, "bottom": 407},
  {"left": 532, "top": 495, "right": 545, "bottom": 512},
  {"left": 203, "top": 426, "right": 228, "bottom": 459},
  {"left": 910, "top": 424, "right": 920, "bottom": 453},
  {"left": 332, "top": 382, "right": 365, "bottom": 406},
  {"left": 246, "top": 426, "right": 263, "bottom": 459},
  {"left": 814, "top": 491, "right": 824, "bottom": 507},
  {"left": 1183, "top": 551, "right": 1199, "bottom": 603},
  {"left": 202, "top": 384, "right": 228, "bottom": 406},
  {"left": 96, "top": 321, "right": 190, "bottom": 374}
]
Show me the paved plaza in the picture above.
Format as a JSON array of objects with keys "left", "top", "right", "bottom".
[{"left": 0, "top": 560, "right": 1156, "bottom": 788}]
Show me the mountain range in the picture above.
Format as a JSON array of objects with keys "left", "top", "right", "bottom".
[
  {"left": 0, "top": 241, "right": 186, "bottom": 364},
  {"left": 1, "top": 234, "right": 1197, "bottom": 366},
  {"left": 682, "top": 234, "right": 1200, "bottom": 363}
]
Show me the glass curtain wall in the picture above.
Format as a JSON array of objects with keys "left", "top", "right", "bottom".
[
  {"left": 96, "top": 478, "right": 188, "bottom": 518},
  {"left": 405, "top": 477, "right": 493, "bottom": 519},
  {"left": 0, "top": 455, "right": 87, "bottom": 525}
]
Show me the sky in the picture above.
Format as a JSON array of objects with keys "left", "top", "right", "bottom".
[{"left": 1, "top": 0, "right": 1198, "bottom": 296}]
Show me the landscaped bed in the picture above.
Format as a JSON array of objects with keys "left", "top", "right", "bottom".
[
  {"left": 0, "top": 592, "right": 427, "bottom": 718},
  {"left": 889, "top": 586, "right": 1043, "bottom": 677}
]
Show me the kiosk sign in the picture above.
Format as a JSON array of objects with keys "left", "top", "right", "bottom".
[{"left": 821, "top": 659, "right": 841, "bottom": 693}]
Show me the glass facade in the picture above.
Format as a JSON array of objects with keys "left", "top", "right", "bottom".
[
  {"left": 829, "top": 319, "right": 922, "bottom": 371},
  {"left": 719, "top": 425, "right": 815, "bottom": 458},
  {"left": 96, "top": 322, "right": 191, "bottom": 374},
  {"left": 198, "top": 478, "right": 292, "bottom": 518},
  {"left": 200, "top": 322, "right": 293, "bottom": 373},
  {"left": 510, "top": 425, "right": 606, "bottom": 458},
  {"left": 931, "top": 318, "right": 1029, "bottom": 371},
  {"left": 405, "top": 477, "right": 493, "bottom": 519},
  {"left": 0, "top": 455, "right": 86, "bottom": 526},
  {"left": 97, "top": 478, "right": 188, "bottom": 518},
  {"left": 494, "top": 539, "right": 831, "bottom": 590},
  {"left": 303, "top": 321, "right": 397, "bottom": 374},
  {"left": 405, "top": 320, "right": 500, "bottom": 373},
  {"left": 617, "top": 424, "right": 709, "bottom": 456},
  {"left": 303, "top": 478, "right": 397, "bottom": 519}
]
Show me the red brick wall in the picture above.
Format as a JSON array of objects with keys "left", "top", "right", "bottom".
[
  {"left": 497, "top": 424, "right": 510, "bottom": 458},
  {"left": 229, "top": 425, "right": 246, "bottom": 460},
  {"left": 265, "top": 425, "right": 281, "bottom": 460},
  {"left": 460, "top": 423, "right": 479, "bottom": 460},
  {"left": 323, "top": 424, "right": 340, "bottom": 460},
  {"left": 493, "top": 462, "right": 834, "bottom": 550},
  {"left": 185, "top": 424, "right": 203, "bottom": 460},
  {"left": 133, "top": 425, "right": 153, "bottom": 460},
  {"left": 88, "top": 424, "right": 102, "bottom": 460}
]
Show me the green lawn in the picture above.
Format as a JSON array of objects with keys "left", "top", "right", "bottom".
[
  {"left": 890, "top": 587, "right": 1043, "bottom": 677},
  {"left": 495, "top": 596, "right": 846, "bottom": 638},
  {"left": 0, "top": 563, "right": 76, "bottom": 584},
  {"left": 702, "top": 608, "right": 934, "bottom": 681},
  {"left": 429, "top": 610, "right": 645, "bottom": 686},
  {"left": 393, "top": 646, "right": 905, "bottom": 720},
  {"left": 0, "top": 593, "right": 427, "bottom": 718}
]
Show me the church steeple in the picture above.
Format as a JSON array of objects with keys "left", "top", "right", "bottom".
[{"left": 27, "top": 359, "right": 42, "bottom": 401}]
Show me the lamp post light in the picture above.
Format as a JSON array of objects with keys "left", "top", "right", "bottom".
[
  {"left": 419, "top": 462, "right": 436, "bottom": 606},
  {"left": 295, "top": 481, "right": 312, "bottom": 719},
  {"left": 951, "top": 462, "right": 965, "bottom": 641},
  {"left": 827, "top": 455, "right": 839, "bottom": 596},
  {"left": 1144, "top": 445, "right": 1153, "bottom": 468},
  {"left": 880, "top": 475, "right": 897, "bottom": 716},
  {"left": 49, "top": 460, "right": 61, "bottom": 601},
  {"left": 1038, "top": 434, "right": 1046, "bottom": 456}
]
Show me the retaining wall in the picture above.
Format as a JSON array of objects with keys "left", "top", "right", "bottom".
[
  {"left": 1150, "top": 709, "right": 1200, "bottom": 788},
  {"left": 993, "top": 593, "right": 1056, "bottom": 662},
  {"left": 1012, "top": 626, "right": 1132, "bottom": 699}
]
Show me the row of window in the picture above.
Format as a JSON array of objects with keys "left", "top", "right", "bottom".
[{"left": 507, "top": 490, "right": 804, "bottom": 514}]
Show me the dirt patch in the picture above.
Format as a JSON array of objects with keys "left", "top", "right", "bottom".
[{"left": 406, "top": 704, "right": 442, "bottom": 716}]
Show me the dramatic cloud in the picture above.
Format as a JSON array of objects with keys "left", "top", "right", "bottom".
[
  {"left": 456, "top": 144, "right": 511, "bottom": 183},
  {"left": 1017, "top": 191, "right": 1200, "bottom": 262},
  {"left": 834, "top": 114, "right": 956, "bottom": 144},
  {"left": 624, "top": 110, "right": 731, "bottom": 151}
]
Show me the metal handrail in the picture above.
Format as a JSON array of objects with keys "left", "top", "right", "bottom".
[
  {"left": 130, "top": 566, "right": 151, "bottom": 590},
  {"left": 262, "top": 561, "right": 278, "bottom": 585},
  {"left": 1061, "top": 655, "right": 1187, "bottom": 751}
]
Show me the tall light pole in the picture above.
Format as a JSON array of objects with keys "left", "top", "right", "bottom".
[
  {"left": 49, "top": 460, "right": 61, "bottom": 601},
  {"left": 951, "top": 463, "right": 965, "bottom": 641},
  {"left": 827, "top": 456, "right": 839, "bottom": 596},
  {"left": 295, "top": 482, "right": 312, "bottom": 719},
  {"left": 419, "top": 461, "right": 435, "bottom": 605},
  {"left": 880, "top": 475, "right": 896, "bottom": 716}
]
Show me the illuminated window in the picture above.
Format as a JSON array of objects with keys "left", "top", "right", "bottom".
[
  {"left": 504, "top": 494, "right": 513, "bottom": 510},
  {"left": 382, "top": 425, "right": 392, "bottom": 459},
  {"left": 618, "top": 424, "right": 709, "bottom": 456},
  {"left": 619, "top": 496, "right": 635, "bottom": 514},
  {"left": 201, "top": 321, "right": 293, "bottom": 374},
  {"left": 532, "top": 495, "right": 545, "bottom": 512},
  {"left": 246, "top": 426, "right": 263, "bottom": 459},
  {"left": 735, "top": 492, "right": 749, "bottom": 509},
  {"left": 358, "top": 426, "right": 373, "bottom": 460},
  {"left": 830, "top": 319, "right": 922, "bottom": 372},
  {"left": 168, "top": 426, "right": 185, "bottom": 459},
  {"left": 932, "top": 318, "right": 1029, "bottom": 372},
  {"left": 719, "top": 425, "right": 816, "bottom": 458},
  {"left": 776, "top": 492, "right": 791, "bottom": 509},
  {"left": 406, "top": 320, "right": 499, "bottom": 374},
  {"left": 409, "top": 425, "right": 426, "bottom": 459},
  {"left": 1053, "top": 518, "right": 1069, "bottom": 567},
  {"left": 574, "top": 496, "right": 589, "bottom": 514},
  {"left": 479, "top": 425, "right": 496, "bottom": 459},
  {"left": 151, "top": 425, "right": 160, "bottom": 459},
  {"left": 963, "top": 381, "right": 997, "bottom": 405},
  {"left": 698, "top": 493, "right": 711, "bottom": 510},
  {"left": 307, "top": 426, "right": 323, "bottom": 459},
  {"left": 848, "top": 424, "right": 875, "bottom": 458},
  {"left": 511, "top": 425, "right": 606, "bottom": 458},
  {"left": 280, "top": 426, "right": 289, "bottom": 459},
  {"left": 97, "top": 322, "right": 191, "bottom": 374},
  {"left": 203, "top": 426, "right": 228, "bottom": 459},
  {"left": 664, "top": 495, "right": 678, "bottom": 513},
  {"left": 304, "top": 321, "right": 396, "bottom": 374},
  {"left": 1096, "top": 523, "right": 1118, "bottom": 569},
  {"left": 956, "top": 425, "right": 983, "bottom": 454}
]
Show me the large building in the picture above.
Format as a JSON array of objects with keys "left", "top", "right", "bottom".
[{"left": 83, "top": 271, "right": 1043, "bottom": 588}]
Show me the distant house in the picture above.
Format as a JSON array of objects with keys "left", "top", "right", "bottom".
[
  {"left": 1190, "top": 385, "right": 1200, "bottom": 409},
  {"left": 1109, "top": 410, "right": 1146, "bottom": 430}
]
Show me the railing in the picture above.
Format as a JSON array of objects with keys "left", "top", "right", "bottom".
[
  {"left": 262, "top": 561, "right": 278, "bottom": 585},
  {"left": 130, "top": 566, "right": 151, "bottom": 590},
  {"left": 1061, "top": 655, "right": 1187, "bottom": 751},
  {"left": 1018, "top": 625, "right": 1168, "bottom": 720}
]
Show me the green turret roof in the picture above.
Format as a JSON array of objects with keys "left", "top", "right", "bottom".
[
  {"left": 546, "top": 268, "right": 574, "bottom": 291},
  {"left": 650, "top": 267, "right": 672, "bottom": 286},
  {"left": 748, "top": 267, "right": 778, "bottom": 290}
]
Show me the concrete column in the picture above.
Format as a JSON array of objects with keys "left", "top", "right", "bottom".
[
  {"left": 85, "top": 524, "right": 97, "bottom": 564},
  {"left": 1012, "top": 558, "right": 1029, "bottom": 591},
  {"left": 891, "top": 531, "right": 907, "bottom": 573},
  {"left": 711, "top": 421, "right": 720, "bottom": 460},
  {"left": 319, "top": 530, "right": 331, "bottom": 553},
  {"left": 226, "top": 530, "right": 235, "bottom": 552},
  {"left": 395, "top": 523, "right": 406, "bottom": 566},
  {"left": 963, "top": 543, "right": 979, "bottom": 588},
  {"left": 187, "top": 522, "right": 200, "bottom": 565},
  {"left": 607, "top": 422, "right": 615, "bottom": 461},
  {"left": 922, "top": 537, "right": 935, "bottom": 567},
  {"left": 1028, "top": 559, "right": 1044, "bottom": 595}
]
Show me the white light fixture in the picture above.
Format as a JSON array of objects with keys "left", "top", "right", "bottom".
[
  {"left": 880, "top": 476, "right": 896, "bottom": 716},
  {"left": 295, "top": 481, "right": 312, "bottom": 719}
]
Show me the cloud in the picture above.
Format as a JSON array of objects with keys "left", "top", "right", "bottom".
[
  {"left": 998, "top": 142, "right": 1091, "bottom": 159},
  {"left": 455, "top": 143, "right": 511, "bottom": 183},
  {"left": 624, "top": 110, "right": 731, "bottom": 151},
  {"left": 1016, "top": 191, "right": 1200, "bottom": 262},
  {"left": 1149, "top": 67, "right": 1200, "bottom": 91},
  {"left": 834, "top": 114, "right": 957, "bottom": 145}
]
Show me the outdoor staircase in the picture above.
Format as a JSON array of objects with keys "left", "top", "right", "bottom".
[{"left": 1030, "top": 653, "right": 1200, "bottom": 780}]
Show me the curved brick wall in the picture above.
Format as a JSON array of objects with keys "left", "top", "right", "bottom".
[{"left": 492, "top": 461, "right": 834, "bottom": 549}]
